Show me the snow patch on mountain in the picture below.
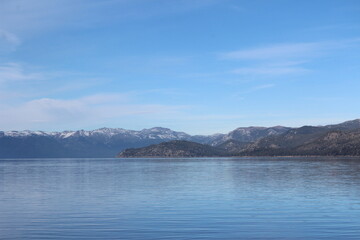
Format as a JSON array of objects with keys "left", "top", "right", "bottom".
[{"left": 1, "top": 127, "right": 191, "bottom": 140}]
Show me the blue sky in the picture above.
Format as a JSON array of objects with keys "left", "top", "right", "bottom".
[{"left": 0, "top": 0, "right": 359, "bottom": 134}]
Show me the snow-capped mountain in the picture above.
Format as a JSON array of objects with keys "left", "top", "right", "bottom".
[
  {"left": 0, "top": 127, "right": 193, "bottom": 158},
  {"left": 2, "top": 130, "right": 57, "bottom": 137},
  {"left": 1, "top": 127, "right": 191, "bottom": 140}
]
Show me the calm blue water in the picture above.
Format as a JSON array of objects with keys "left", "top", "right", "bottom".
[{"left": 1, "top": 157, "right": 360, "bottom": 239}]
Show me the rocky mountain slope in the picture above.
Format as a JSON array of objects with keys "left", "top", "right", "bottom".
[
  {"left": 216, "top": 140, "right": 251, "bottom": 154},
  {"left": 212, "top": 126, "right": 291, "bottom": 146},
  {"left": 191, "top": 126, "right": 291, "bottom": 146},
  {"left": 293, "top": 130, "right": 360, "bottom": 156},
  {"left": 237, "top": 119, "right": 360, "bottom": 156},
  {"left": 237, "top": 129, "right": 360, "bottom": 156},
  {"left": 118, "top": 140, "right": 227, "bottom": 158}
]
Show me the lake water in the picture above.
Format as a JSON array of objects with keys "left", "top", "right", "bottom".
[{"left": 1, "top": 157, "right": 360, "bottom": 239}]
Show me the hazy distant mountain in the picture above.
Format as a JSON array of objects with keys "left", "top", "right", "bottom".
[
  {"left": 118, "top": 140, "right": 227, "bottom": 158},
  {"left": 0, "top": 127, "right": 192, "bottom": 158},
  {"left": 0, "top": 127, "right": 191, "bottom": 140},
  {"left": 1, "top": 119, "right": 360, "bottom": 158}
]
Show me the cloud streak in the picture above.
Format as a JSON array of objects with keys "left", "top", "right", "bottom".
[
  {"left": 0, "top": 61, "right": 193, "bottom": 131},
  {"left": 0, "top": 63, "right": 43, "bottom": 83},
  {"left": 222, "top": 39, "right": 360, "bottom": 78},
  {"left": 0, "top": 0, "right": 220, "bottom": 37},
  {"left": 0, "top": 29, "right": 21, "bottom": 45},
  {"left": 232, "top": 66, "right": 309, "bottom": 76},
  {"left": 0, "top": 94, "right": 188, "bottom": 130},
  {"left": 252, "top": 84, "right": 275, "bottom": 90},
  {"left": 222, "top": 42, "right": 320, "bottom": 60},
  {"left": 222, "top": 39, "right": 360, "bottom": 61},
  {"left": 0, "top": 29, "right": 21, "bottom": 51}
]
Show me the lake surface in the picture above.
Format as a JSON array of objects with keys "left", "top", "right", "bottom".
[{"left": 1, "top": 157, "right": 360, "bottom": 239}]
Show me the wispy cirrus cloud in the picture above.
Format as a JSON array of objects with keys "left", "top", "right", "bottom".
[
  {"left": 222, "top": 39, "right": 360, "bottom": 77},
  {"left": 0, "top": 63, "right": 43, "bottom": 83},
  {"left": 252, "top": 84, "right": 275, "bottom": 90},
  {"left": 0, "top": 61, "right": 193, "bottom": 131},
  {"left": 222, "top": 39, "right": 360, "bottom": 60},
  {"left": 0, "top": 94, "right": 188, "bottom": 130},
  {"left": 0, "top": 62, "right": 113, "bottom": 101},
  {"left": 0, "top": 0, "right": 220, "bottom": 37},
  {"left": 0, "top": 29, "right": 21, "bottom": 51},
  {"left": 231, "top": 66, "right": 309, "bottom": 76},
  {"left": 222, "top": 42, "right": 320, "bottom": 60},
  {"left": 231, "top": 83, "right": 275, "bottom": 100}
]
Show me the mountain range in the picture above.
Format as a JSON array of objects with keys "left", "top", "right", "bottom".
[
  {"left": 1, "top": 119, "right": 360, "bottom": 158},
  {"left": 117, "top": 119, "right": 360, "bottom": 158}
]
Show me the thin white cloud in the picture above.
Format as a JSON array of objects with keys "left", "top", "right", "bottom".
[
  {"left": 232, "top": 66, "right": 309, "bottom": 76},
  {"left": 175, "top": 114, "right": 246, "bottom": 121},
  {"left": 223, "top": 39, "right": 360, "bottom": 78},
  {"left": 0, "top": 29, "right": 21, "bottom": 45},
  {"left": 0, "top": 61, "right": 193, "bottom": 130},
  {"left": 222, "top": 39, "right": 360, "bottom": 61},
  {"left": 0, "top": 94, "right": 188, "bottom": 130},
  {"left": 231, "top": 83, "right": 275, "bottom": 99},
  {"left": 0, "top": 62, "right": 116, "bottom": 102},
  {"left": 252, "top": 84, "right": 275, "bottom": 90},
  {"left": 0, "top": 63, "right": 43, "bottom": 83},
  {"left": 0, "top": 0, "right": 220, "bottom": 37},
  {"left": 222, "top": 42, "right": 320, "bottom": 60}
]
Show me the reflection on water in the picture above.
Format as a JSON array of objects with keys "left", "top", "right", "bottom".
[{"left": 1, "top": 157, "right": 360, "bottom": 239}]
